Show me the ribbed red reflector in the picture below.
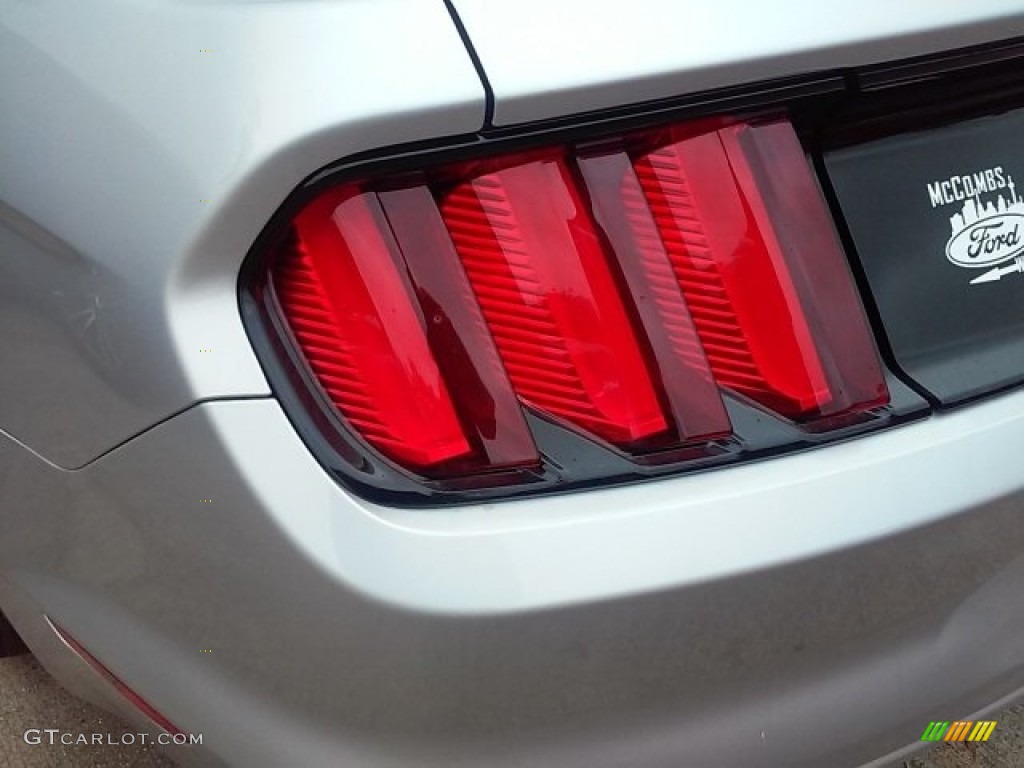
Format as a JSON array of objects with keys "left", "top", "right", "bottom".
[
  {"left": 275, "top": 188, "right": 472, "bottom": 470},
  {"left": 725, "top": 121, "right": 889, "bottom": 416},
  {"left": 440, "top": 155, "right": 670, "bottom": 447},
  {"left": 378, "top": 186, "right": 539, "bottom": 468},
  {"left": 576, "top": 150, "right": 732, "bottom": 441},
  {"left": 633, "top": 120, "right": 888, "bottom": 420}
]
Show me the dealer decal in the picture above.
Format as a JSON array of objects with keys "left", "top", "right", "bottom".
[{"left": 927, "top": 166, "right": 1024, "bottom": 284}]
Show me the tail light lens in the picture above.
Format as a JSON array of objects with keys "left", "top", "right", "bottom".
[
  {"left": 276, "top": 190, "right": 473, "bottom": 470},
  {"left": 276, "top": 187, "right": 538, "bottom": 474},
  {"left": 250, "top": 116, "right": 892, "bottom": 499},
  {"left": 633, "top": 122, "right": 888, "bottom": 419},
  {"left": 441, "top": 154, "right": 684, "bottom": 447}
]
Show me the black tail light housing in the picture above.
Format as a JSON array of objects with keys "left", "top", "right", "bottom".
[{"left": 241, "top": 83, "right": 936, "bottom": 506}]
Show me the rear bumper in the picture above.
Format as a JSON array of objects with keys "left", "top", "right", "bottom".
[{"left": 2, "top": 392, "right": 1024, "bottom": 767}]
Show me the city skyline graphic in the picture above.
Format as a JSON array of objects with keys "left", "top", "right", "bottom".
[{"left": 949, "top": 173, "right": 1024, "bottom": 235}]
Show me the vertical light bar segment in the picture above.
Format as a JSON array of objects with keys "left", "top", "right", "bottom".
[
  {"left": 634, "top": 120, "right": 889, "bottom": 422},
  {"left": 576, "top": 149, "right": 731, "bottom": 442},
  {"left": 441, "top": 154, "right": 669, "bottom": 447},
  {"left": 276, "top": 188, "right": 471, "bottom": 469},
  {"left": 379, "top": 186, "right": 540, "bottom": 469},
  {"left": 634, "top": 129, "right": 830, "bottom": 418},
  {"left": 721, "top": 120, "right": 890, "bottom": 418}
]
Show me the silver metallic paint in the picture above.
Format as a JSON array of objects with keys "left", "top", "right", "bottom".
[
  {"left": 0, "top": 0, "right": 485, "bottom": 467},
  {"left": 449, "top": 0, "right": 1024, "bottom": 126},
  {"left": 3, "top": 2, "right": 1024, "bottom": 766},
  {"left": 2, "top": 396, "right": 1024, "bottom": 766}
]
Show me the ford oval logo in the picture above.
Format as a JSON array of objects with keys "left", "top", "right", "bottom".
[{"left": 946, "top": 213, "right": 1024, "bottom": 268}]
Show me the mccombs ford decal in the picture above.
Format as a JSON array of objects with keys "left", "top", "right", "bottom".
[{"left": 928, "top": 166, "right": 1024, "bottom": 285}]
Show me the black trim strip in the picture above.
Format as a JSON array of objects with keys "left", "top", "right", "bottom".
[
  {"left": 858, "top": 36, "right": 1024, "bottom": 91},
  {"left": 821, "top": 37, "right": 1024, "bottom": 149}
]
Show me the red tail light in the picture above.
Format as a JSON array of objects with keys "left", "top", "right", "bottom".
[
  {"left": 257, "top": 115, "right": 891, "bottom": 492},
  {"left": 276, "top": 187, "right": 539, "bottom": 474},
  {"left": 276, "top": 190, "right": 474, "bottom": 470},
  {"left": 633, "top": 122, "right": 888, "bottom": 420},
  {"left": 575, "top": 149, "right": 733, "bottom": 441},
  {"left": 440, "top": 154, "right": 670, "bottom": 447}
]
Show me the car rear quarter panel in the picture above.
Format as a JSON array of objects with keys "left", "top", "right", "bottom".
[{"left": 0, "top": 0, "right": 485, "bottom": 467}]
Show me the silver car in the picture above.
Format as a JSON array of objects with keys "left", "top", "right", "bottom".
[{"left": 3, "top": 2, "right": 1024, "bottom": 766}]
